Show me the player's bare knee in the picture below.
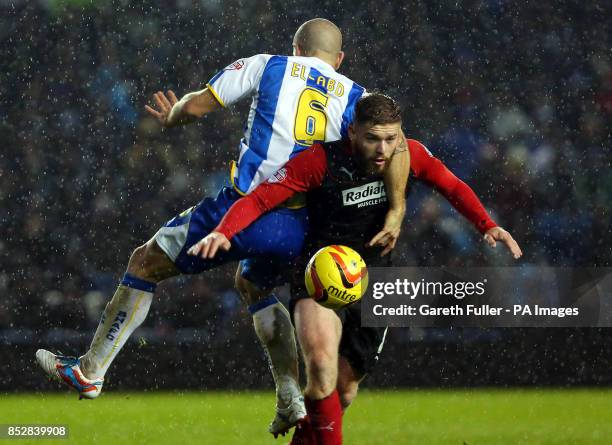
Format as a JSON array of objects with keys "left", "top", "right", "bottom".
[
  {"left": 337, "top": 356, "right": 362, "bottom": 409},
  {"left": 234, "top": 267, "right": 248, "bottom": 298},
  {"left": 234, "top": 274, "right": 248, "bottom": 301},
  {"left": 306, "top": 370, "right": 336, "bottom": 397},
  {"left": 127, "top": 244, "right": 148, "bottom": 277},
  {"left": 306, "top": 363, "right": 336, "bottom": 397},
  {"left": 338, "top": 383, "right": 359, "bottom": 409},
  {"left": 127, "top": 240, "right": 177, "bottom": 283},
  {"left": 234, "top": 270, "right": 269, "bottom": 306}
]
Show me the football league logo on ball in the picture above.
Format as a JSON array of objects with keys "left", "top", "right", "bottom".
[{"left": 304, "top": 245, "right": 368, "bottom": 310}]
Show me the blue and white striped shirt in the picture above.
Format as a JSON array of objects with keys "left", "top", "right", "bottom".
[{"left": 207, "top": 54, "right": 365, "bottom": 194}]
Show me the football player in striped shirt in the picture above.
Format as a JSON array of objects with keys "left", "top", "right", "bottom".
[{"left": 35, "top": 18, "right": 409, "bottom": 437}]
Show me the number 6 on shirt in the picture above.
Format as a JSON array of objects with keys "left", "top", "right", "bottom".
[{"left": 294, "top": 87, "right": 329, "bottom": 146}]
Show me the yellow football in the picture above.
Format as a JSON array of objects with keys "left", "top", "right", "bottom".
[{"left": 304, "top": 245, "right": 368, "bottom": 310}]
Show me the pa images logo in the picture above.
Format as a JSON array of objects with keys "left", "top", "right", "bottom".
[{"left": 225, "top": 59, "right": 245, "bottom": 71}]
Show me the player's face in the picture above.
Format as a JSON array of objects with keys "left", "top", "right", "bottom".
[{"left": 349, "top": 121, "right": 402, "bottom": 174}]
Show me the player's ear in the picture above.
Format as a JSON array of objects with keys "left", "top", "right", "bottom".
[
  {"left": 293, "top": 44, "right": 302, "bottom": 57},
  {"left": 335, "top": 51, "right": 345, "bottom": 70},
  {"left": 348, "top": 123, "right": 356, "bottom": 141}
]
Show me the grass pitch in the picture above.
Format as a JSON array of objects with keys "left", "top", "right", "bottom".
[{"left": 2, "top": 389, "right": 612, "bottom": 444}]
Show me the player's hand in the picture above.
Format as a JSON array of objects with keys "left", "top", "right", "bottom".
[
  {"left": 484, "top": 227, "right": 523, "bottom": 259},
  {"left": 367, "top": 207, "right": 404, "bottom": 257},
  {"left": 144, "top": 90, "right": 179, "bottom": 127},
  {"left": 187, "top": 232, "right": 231, "bottom": 259}
]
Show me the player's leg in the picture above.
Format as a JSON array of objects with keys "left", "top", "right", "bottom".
[
  {"left": 235, "top": 265, "right": 300, "bottom": 400},
  {"left": 165, "top": 188, "right": 308, "bottom": 431},
  {"left": 36, "top": 188, "right": 240, "bottom": 398},
  {"left": 78, "top": 239, "right": 179, "bottom": 378},
  {"left": 289, "top": 315, "right": 379, "bottom": 445},
  {"left": 234, "top": 265, "right": 304, "bottom": 436},
  {"left": 225, "top": 203, "right": 308, "bottom": 435},
  {"left": 293, "top": 298, "right": 344, "bottom": 445},
  {"left": 297, "top": 314, "right": 387, "bottom": 444},
  {"left": 336, "top": 356, "right": 363, "bottom": 410},
  {"left": 36, "top": 238, "right": 179, "bottom": 398},
  {"left": 335, "top": 305, "right": 389, "bottom": 410},
  {"left": 76, "top": 188, "right": 260, "bottom": 380}
]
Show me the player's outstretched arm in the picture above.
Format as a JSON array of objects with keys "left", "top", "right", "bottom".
[
  {"left": 409, "top": 139, "right": 522, "bottom": 259},
  {"left": 188, "top": 145, "right": 328, "bottom": 260},
  {"left": 144, "top": 88, "right": 221, "bottom": 128},
  {"left": 368, "top": 131, "right": 410, "bottom": 256}
]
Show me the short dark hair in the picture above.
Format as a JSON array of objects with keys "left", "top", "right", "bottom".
[{"left": 353, "top": 93, "right": 402, "bottom": 126}]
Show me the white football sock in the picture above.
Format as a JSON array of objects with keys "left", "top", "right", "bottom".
[
  {"left": 250, "top": 295, "right": 301, "bottom": 407},
  {"left": 80, "top": 273, "right": 154, "bottom": 379}
]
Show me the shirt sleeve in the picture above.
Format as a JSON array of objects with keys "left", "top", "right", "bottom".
[
  {"left": 215, "top": 144, "right": 328, "bottom": 239},
  {"left": 408, "top": 139, "right": 497, "bottom": 234},
  {"left": 206, "top": 54, "right": 270, "bottom": 107}
]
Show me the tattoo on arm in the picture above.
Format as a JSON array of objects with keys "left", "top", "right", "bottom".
[{"left": 393, "top": 137, "right": 408, "bottom": 155}]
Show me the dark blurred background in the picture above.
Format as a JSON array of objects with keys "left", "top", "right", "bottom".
[{"left": 1, "top": 0, "right": 610, "bottom": 391}]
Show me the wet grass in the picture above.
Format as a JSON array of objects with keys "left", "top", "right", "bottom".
[{"left": 1, "top": 389, "right": 611, "bottom": 444}]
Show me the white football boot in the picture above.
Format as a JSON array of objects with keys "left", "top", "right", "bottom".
[
  {"left": 269, "top": 394, "right": 307, "bottom": 438},
  {"left": 35, "top": 349, "right": 103, "bottom": 399}
]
